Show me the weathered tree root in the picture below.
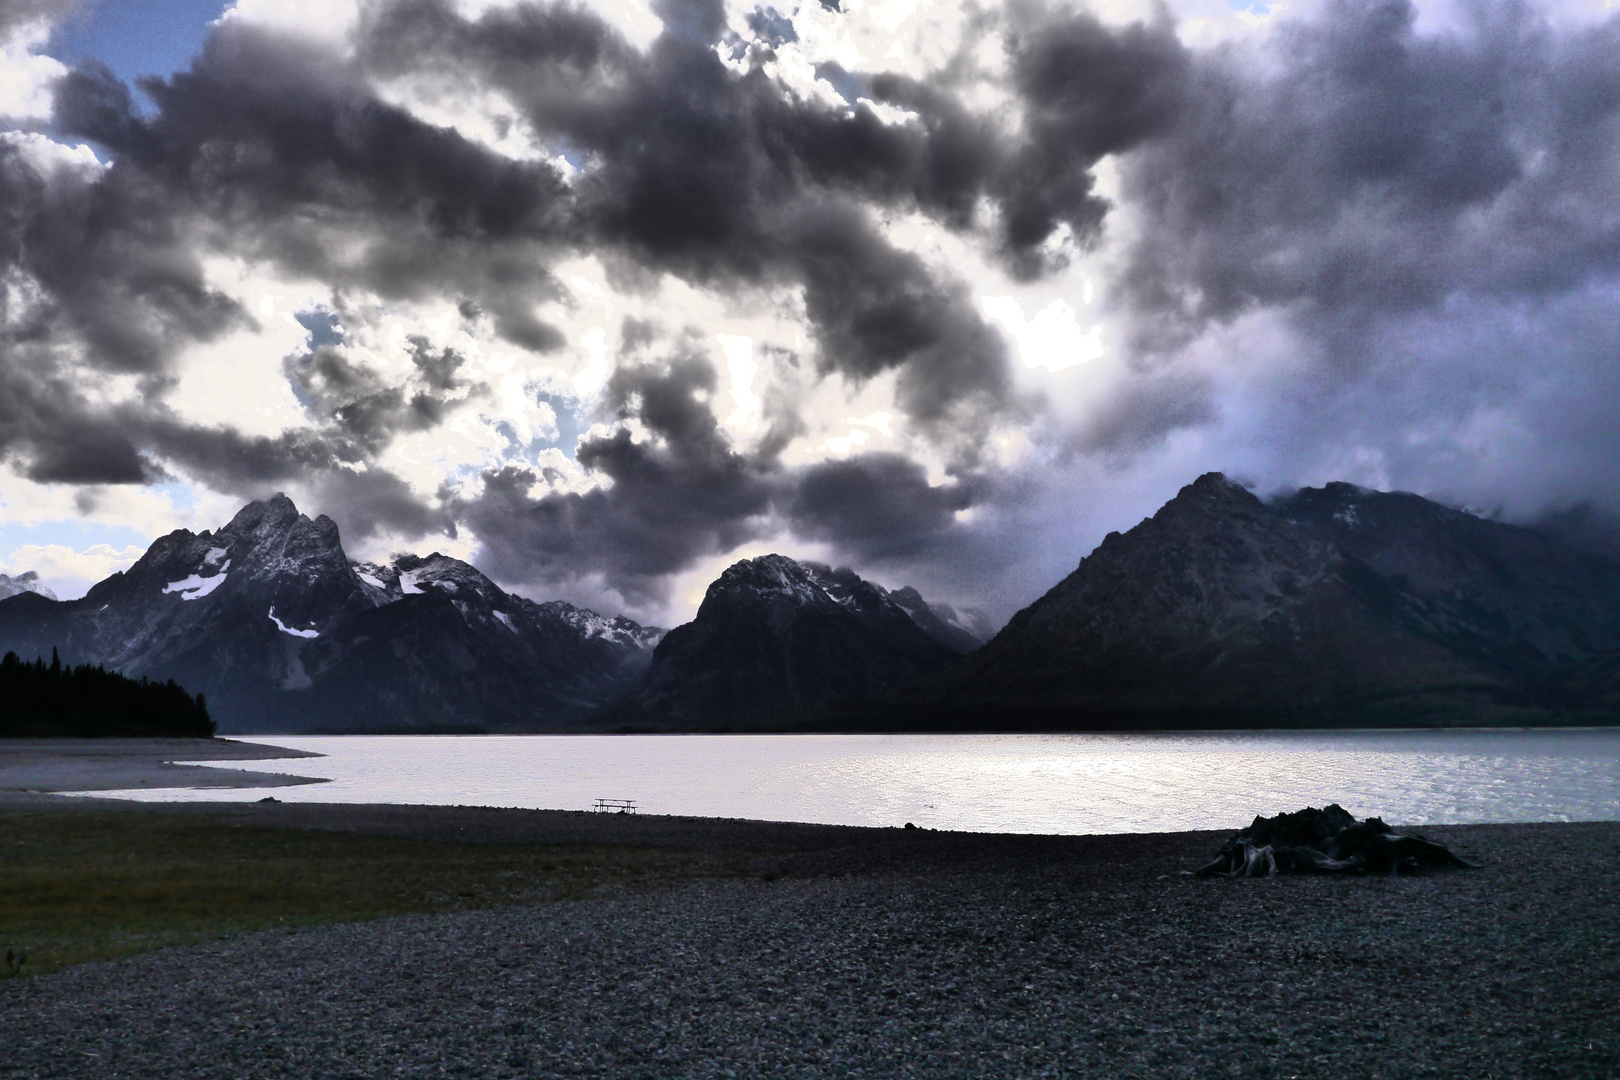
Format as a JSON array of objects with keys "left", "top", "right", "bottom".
[{"left": 1189, "top": 804, "right": 1479, "bottom": 878}]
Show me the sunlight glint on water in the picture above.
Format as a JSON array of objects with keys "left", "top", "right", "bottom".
[{"left": 103, "top": 729, "right": 1620, "bottom": 834}]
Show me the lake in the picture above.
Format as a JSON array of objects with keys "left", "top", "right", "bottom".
[{"left": 89, "top": 728, "right": 1620, "bottom": 835}]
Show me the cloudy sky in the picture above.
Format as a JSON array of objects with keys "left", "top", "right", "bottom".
[{"left": 1, "top": 0, "right": 1617, "bottom": 626}]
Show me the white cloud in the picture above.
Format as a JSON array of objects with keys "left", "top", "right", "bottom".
[
  {"left": 717, "top": 333, "right": 762, "bottom": 434},
  {"left": 0, "top": 20, "right": 65, "bottom": 121},
  {"left": 223, "top": 0, "right": 360, "bottom": 46},
  {"left": 0, "top": 543, "right": 147, "bottom": 600},
  {"left": 168, "top": 261, "right": 322, "bottom": 437},
  {"left": 0, "top": 475, "right": 239, "bottom": 540},
  {"left": 981, "top": 295, "right": 1105, "bottom": 373}
]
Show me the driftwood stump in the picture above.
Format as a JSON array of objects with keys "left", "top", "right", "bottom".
[{"left": 1190, "top": 804, "right": 1479, "bottom": 878}]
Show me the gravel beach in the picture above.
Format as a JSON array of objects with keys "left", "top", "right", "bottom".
[{"left": 3, "top": 800, "right": 1617, "bottom": 1079}]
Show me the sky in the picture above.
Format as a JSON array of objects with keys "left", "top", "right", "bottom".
[{"left": 1, "top": 0, "right": 1618, "bottom": 627}]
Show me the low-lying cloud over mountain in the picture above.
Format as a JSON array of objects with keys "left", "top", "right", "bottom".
[{"left": 2, "top": 0, "right": 1618, "bottom": 626}]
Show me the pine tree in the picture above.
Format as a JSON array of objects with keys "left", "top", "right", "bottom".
[{"left": 0, "top": 650, "right": 214, "bottom": 737}]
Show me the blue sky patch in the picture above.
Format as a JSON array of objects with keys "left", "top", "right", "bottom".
[{"left": 49, "top": 0, "right": 225, "bottom": 93}]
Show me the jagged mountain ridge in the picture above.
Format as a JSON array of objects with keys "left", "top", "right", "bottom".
[
  {"left": 876, "top": 473, "right": 1620, "bottom": 728},
  {"left": 885, "top": 586, "right": 994, "bottom": 655},
  {"left": 600, "top": 554, "right": 971, "bottom": 729},
  {"left": 0, "top": 495, "right": 663, "bottom": 733}
]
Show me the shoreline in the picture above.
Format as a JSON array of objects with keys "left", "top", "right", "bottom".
[
  {"left": 218, "top": 721, "right": 1620, "bottom": 736},
  {"left": 0, "top": 785, "right": 1602, "bottom": 848},
  {"left": 0, "top": 736, "right": 329, "bottom": 796}
]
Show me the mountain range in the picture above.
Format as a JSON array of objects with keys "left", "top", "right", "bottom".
[
  {"left": 5, "top": 474, "right": 1619, "bottom": 732},
  {"left": 854, "top": 473, "right": 1620, "bottom": 729},
  {"left": 0, "top": 496, "right": 662, "bottom": 733},
  {"left": 0, "top": 495, "right": 983, "bottom": 733}
]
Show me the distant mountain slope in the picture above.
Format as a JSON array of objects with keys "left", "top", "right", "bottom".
[
  {"left": 0, "top": 495, "right": 661, "bottom": 734},
  {"left": 602, "top": 555, "right": 966, "bottom": 729},
  {"left": 0, "top": 572, "right": 57, "bottom": 601},
  {"left": 885, "top": 586, "right": 994, "bottom": 655},
  {"left": 874, "top": 473, "right": 1620, "bottom": 729}
]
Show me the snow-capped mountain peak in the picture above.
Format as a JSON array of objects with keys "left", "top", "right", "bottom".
[
  {"left": 616, "top": 553, "right": 964, "bottom": 727},
  {"left": 696, "top": 555, "right": 988, "bottom": 656},
  {"left": 534, "top": 600, "right": 665, "bottom": 650},
  {"left": 0, "top": 571, "right": 58, "bottom": 602},
  {"left": 0, "top": 493, "right": 666, "bottom": 733}
]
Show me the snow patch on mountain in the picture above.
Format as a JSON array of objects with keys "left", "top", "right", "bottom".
[
  {"left": 163, "top": 562, "right": 230, "bottom": 600},
  {"left": 711, "top": 557, "right": 989, "bottom": 655},
  {"left": 355, "top": 570, "right": 387, "bottom": 591},
  {"left": 268, "top": 607, "right": 320, "bottom": 638}
]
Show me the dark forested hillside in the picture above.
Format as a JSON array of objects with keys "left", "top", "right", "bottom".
[{"left": 0, "top": 650, "right": 215, "bottom": 738}]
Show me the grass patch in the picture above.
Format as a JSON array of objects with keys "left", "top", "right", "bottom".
[{"left": 0, "top": 810, "right": 754, "bottom": 977}]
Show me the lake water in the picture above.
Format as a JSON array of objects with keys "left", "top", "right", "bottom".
[{"left": 92, "top": 728, "right": 1620, "bottom": 835}]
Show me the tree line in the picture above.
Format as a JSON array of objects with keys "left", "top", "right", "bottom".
[{"left": 0, "top": 650, "right": 214, "bottom": 737}]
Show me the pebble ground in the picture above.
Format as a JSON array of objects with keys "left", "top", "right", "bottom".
[{"left": 4, "top": 808, "right": 1616, "bottom": 1079}]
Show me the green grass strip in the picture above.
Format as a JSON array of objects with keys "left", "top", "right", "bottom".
[{"left": 0, "top": 810, "right": 754, "bottom": 977}]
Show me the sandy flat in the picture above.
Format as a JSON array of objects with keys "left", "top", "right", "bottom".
[{"left": 0, "top": 737, "right": 328, "bottom": 794}]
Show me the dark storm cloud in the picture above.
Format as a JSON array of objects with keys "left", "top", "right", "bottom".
[
  {"left": 1118, "top": 0, "right": 1620, "bottom": 345},
  {"left": 1071, "top": 368, "right": 1215, "bottom": 456},
  {"left": 6, "top": 0, "right": 1085, "bottom": 580},
  {"left": 0, "top": 129, "right": 232, "bottom": 484},
  {"left": 0, "top": 88, "right": 238, "bottom": 485},
  {"left": 341, "top": 0, "right": 1199, "bottom": 464},
  {"left": 355, "top": 0, "right": 1024, "bottom": 442},
  {"left": 56, "top": 27, "right": 577, "bottom": 354},
  {"left": 0, "top": 364, "right": 155, "bottom": 483},
  {"left": 458, "top": 349, "right": 777, "bottom": 598},
  {"left": 3, "top": 90, "right": 246, "bottom": 380},
  {"left": 14, "top": 0, "right": 1067, "bottom": 502},
  {"left": 457, "top": 336, "right": 996, "bottom": 602},
  {"left": 1, "top": 19, "right": 568, "bottom": 492},
  {"left": 995, "top": 4, "right": 1189, "bottom": 278},
  {"left": 746, "top": 5, "right": 797, "bottom": 47},
  {"left": 11, "top": 0, "right": 1619, "bottom": 611},
  {"left": 1080, "top": 0, "right": 1620, "bottom": 502},
  {"left": 137, "top": 412, "right": 457, "bottom": 542},
  {"left": 282, "top": 334, "right": 483, "bottom": 455},
  {"left": 785, "top": 203, "right": 1011, "bottom": 438},
  {"left": 785, "top": 452, "right": 980, "bottom": 562}
]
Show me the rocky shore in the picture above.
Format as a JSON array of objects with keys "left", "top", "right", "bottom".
[{"left": 3, "top": 800, "right": 1616, "bottom": 1078}]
